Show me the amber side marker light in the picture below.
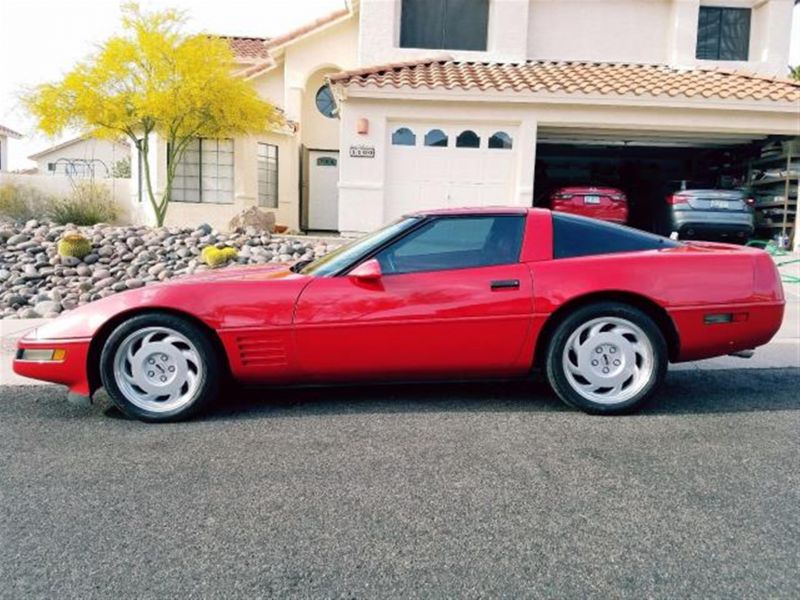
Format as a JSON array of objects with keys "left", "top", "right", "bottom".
[{"left": 17, "top": 348, "right": 67, "bottom": 361}]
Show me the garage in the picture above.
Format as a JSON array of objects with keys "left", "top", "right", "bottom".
[
  {"left": 532, "top": 127, "right": 787, "bottom": 236},
  {"left": 384, "top": 122, "right": 517, "bottom": 222}
]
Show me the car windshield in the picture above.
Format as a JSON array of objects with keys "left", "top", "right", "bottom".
[{"left": 297, "top": 217, "right": 421, "bottom": 276}]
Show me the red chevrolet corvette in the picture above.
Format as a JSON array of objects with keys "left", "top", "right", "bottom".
[{"left": 14, "top": 208, "right": 784, "bottom": 422}]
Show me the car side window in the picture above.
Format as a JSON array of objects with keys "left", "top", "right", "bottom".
[{"left": 374, "top": 215, "right": 524, "bottom": 275}]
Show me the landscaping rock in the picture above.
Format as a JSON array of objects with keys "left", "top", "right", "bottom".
[{"left": 0, "top": 220, "right": 342, "bottom": 319}]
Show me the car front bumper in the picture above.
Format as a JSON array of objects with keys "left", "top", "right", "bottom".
[{"left": 13, "top": 334, "right": 93, "bottom": 403}]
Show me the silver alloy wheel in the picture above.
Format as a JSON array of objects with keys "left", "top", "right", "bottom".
[
  {"left": 562, "top": 316, "right": 655, "bottom": 405},
  {"left": 112, "top": 326, "right": 203, "bottom": 413}
]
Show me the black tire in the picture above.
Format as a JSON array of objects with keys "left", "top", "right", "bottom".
[
  {"left": 545, "top": 302, "right": 668, "bottom": 415},
  {"left": 99, "top": 313, "right": 221, "bottom": 422}
]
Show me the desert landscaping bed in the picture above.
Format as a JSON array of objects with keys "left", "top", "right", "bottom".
[{"left": 0, "top": 219, "right": 343, "bottom": 319}]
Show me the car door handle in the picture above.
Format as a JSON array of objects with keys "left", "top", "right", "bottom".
[{"left": 490, "top": 279, "right": 520, "bottom": 290}]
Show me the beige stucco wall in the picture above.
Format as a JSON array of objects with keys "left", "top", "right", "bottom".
[
  {"left": 357, "top": 0, "right": 794, "bottom": 76},
  {"left": 336, "top": 91, "right": 800, "bottom": 233},
  {"left": 0, "top": 135, "right": 8, "bottom": 172},
  {"left": 31, "top": 137, "right": 130, "bottom": 176}
]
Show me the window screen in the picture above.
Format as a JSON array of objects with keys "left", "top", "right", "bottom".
[
  {"left": 375, "top": 216, "right": 524, "bottom": 274},
  {"left": 696, "top": 6, "right": 751, "bottom": 61},
  {"left": 400, "top": 0, "right": 489, "bottom": 51},
  {"left": 257, "top": 143, "right": 278, "bottom": 208},
  {"left": 552, "top": 213, "right": 679, "bottom": 259},
  {"left": 172, "top": 139, "right": 234, "bottom": 204}
]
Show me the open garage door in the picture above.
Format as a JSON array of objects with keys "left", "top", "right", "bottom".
[
  {"left": 534, "top": 127, "right": 768, "bottom": 233},
  {"left": 385, "top": 123, "right": 517, "bottom": 221}
]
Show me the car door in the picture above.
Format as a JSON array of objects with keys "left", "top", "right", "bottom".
[{"left": 293, "top": 215, "right": 534, "bottom": 381}]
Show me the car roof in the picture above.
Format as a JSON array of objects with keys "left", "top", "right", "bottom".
[{"left": 408, "top": 206, "right": 545, "bottom": 217}]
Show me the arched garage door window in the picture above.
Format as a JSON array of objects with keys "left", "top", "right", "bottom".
[
  {"left": 488, "top": 131, "right": 513, "bottom": 149},
  {"left": 424, "top": 129, "right": 448, "bottom": 147},
  {"left": 392, "top": 127, "right": 416, "bottom": 146},
  {"left": 456, "top": 130, "right": 480, "bottom": 148}
]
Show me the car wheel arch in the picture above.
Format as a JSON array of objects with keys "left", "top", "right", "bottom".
[
  {"left": 86, "top": 307, "right": 231, "bottom": 395},
  {"left": 532, "top": 291, "right": 680, "bottom": 369}
]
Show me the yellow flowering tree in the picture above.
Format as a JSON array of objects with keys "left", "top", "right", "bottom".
[{"left": 25, "top": 3, "right": 281, "bottom": 226}]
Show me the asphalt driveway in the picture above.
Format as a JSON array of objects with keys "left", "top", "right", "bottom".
[{"left": 2, "top": 367, "right": 799, "bottom": 599}]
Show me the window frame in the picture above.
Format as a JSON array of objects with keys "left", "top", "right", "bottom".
[
  {"left": 367, "top": 214, "right": 526, "bottom": 276},
  {"left": 695, "top": 5, "right": 751, "bottom": 61},
  {"left": 315, "top": 85, "right": 337, "bottom": 119},
  {"left": 399, "top": 0, "right": 490, "bottom": 52},
  {"left": 257, "top": 142, "right": 279, "bottom": 209},
  {"left": 170, "top": 138, "right": 234, "bottom": 205}
]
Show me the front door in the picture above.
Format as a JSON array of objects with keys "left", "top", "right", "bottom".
[
  {"left": 293, "top": 214, "right": 534, "bottom": 381},
  {"left": 308, "top": 150, "right": 339, "bottom": 231}
]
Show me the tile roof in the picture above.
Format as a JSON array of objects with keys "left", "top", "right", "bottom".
[
  {"left": 0, "top": 124, "right": 22, "bottom": 138},
  {"left": 218, "top": 36, "right": 270, "bottom": 60},
  {"left": 264, "top": 7, "right": 350, "bottom": 50},
  {"left": 329, "top": 59, "right": 800, "bottom": 103}
]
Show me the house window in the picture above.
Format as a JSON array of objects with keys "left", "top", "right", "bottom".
[
  {"left": 257, "top": 142, "right": 278, "bottom": 209},
  {"left": 696, "top": 6, "right": 751, "bottom": 61},
  {"left": 400, "top": 0, "right": 489, "bottom": 51},
  {"left": 456, "top": 130, "right": 480, "bottom": 148},
  {"left": 488, "top": 131, "right": 513, "bottom": 149},
  {"left": 392, "top": 127, "right": 416, "bottom": 146},
  {"left": 47, "top": 162, "right": 56, "bottom": 172},
  {"left": 315, "top": 85, "right": 337, "bottom": 118},
  {"left": 171, "top": 138, "right": 234, "bottom": 204},
  {"left": 424, "top": 129, "right": 448, "bottom": 147}
]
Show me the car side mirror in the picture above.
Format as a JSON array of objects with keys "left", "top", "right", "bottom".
[{"left": 349, "top": 258, "right": 382, "bottom": 282}]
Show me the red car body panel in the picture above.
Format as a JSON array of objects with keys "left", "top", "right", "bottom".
[
  {"left": 14, "top": 209, "right": 784, "bottom": 400},
  {"left": 549, "top": 186, "right": 629, "bottom": 224}
]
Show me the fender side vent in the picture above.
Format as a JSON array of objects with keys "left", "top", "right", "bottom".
[{"left": 235, "top": 334, "right": 288, "bottom": 368}]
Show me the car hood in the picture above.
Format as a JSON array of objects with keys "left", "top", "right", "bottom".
[{"left": 31, "top": 263, "right": 311, "bottom": 340}]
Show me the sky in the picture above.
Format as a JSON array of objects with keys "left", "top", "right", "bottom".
[{"left": 1, "top": 0, "right": 799, "bottom": 171}]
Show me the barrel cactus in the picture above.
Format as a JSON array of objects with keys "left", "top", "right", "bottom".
[
  {"left": 57, "top": 233, "right": 92, "bottom": 259},
  {"left": 201, "top": 245, "right": 238, "bottom": 268}
]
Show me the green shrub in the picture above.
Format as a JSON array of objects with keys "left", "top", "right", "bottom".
[
  {"left": 0, "top": 182, "right": 51, "bottom": 222},
  {"left": 57, "top": 233, "right": 92, "bottom": 259},
  {"left": 47, "top": 181, "right": 119, "bottom": 226},
  {"left": 201, "top": 245, "right": 238, "bottom": 267}
]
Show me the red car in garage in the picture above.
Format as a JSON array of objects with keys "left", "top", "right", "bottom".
[
  {"left": 14, "top": 208, "right": 784, "bottom": 422},
  {"left": 549, "top": 186, "right": 629, "bottom": 224}
]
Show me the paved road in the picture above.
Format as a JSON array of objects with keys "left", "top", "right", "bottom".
[{"left": 2, "top": 368, "right": 799, "bottom": 599}]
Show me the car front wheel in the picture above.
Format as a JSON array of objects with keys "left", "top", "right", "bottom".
[
  {"left": 545, "top": 302, "right": 667, "bottom": 415},
  {"left": 99, "top": 313, "right": 221, "bottom": 422}
]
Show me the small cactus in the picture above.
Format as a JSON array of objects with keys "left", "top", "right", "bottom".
[
  {"left": 57, "top": 233, "right": 92, "bottom": 259},
  {"left": 201, "top": 245, "right": 238, "bottom": 268}
]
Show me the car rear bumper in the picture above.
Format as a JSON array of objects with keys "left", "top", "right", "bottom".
[
  {"left": 13, "top": 335, "right": 93, "bottom": 399},
  {"left": 670, "top": 300, "right": 785, "bottom": 362},
  {"left": 670, "top": 211, "right": 754, "bottom": 237}
]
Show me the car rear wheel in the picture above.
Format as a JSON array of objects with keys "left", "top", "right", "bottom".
[
  {"left": 99, "top": 313, "right": 220, "bottom": 422},
  {"left": 545, "top": 302, "right": 667, "bottom": 415}
]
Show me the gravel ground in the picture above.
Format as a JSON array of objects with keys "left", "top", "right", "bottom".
[{"left": 1, "top": 368, "right": 799, "bottom": 599}]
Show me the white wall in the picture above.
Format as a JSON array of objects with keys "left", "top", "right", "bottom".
[
  {"left": 0, "top": 135, "right": 8, "bottom": 173},
  {"left": 31, "top": 138, "right": 130, "bottom": 176},
  {"left": 359, "top": 0, "right": 530, "bottom": 65},
  {"left": 0, "top": 172, "right": 132, "bottom": 222}
]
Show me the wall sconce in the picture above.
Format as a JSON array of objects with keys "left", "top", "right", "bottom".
[{"left": 356, "top": 118, "right": 369, "bottom": 135}]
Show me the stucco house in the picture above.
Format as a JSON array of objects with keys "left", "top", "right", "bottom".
[
  {"left": 130, "top": 0, "right": 800, "bottom": 245},
  {"left": 0, "top": 124, "right": 22, "bottom": 172},
  {"left": 28, "top": 135, "right": 131, "bottom": 178}
]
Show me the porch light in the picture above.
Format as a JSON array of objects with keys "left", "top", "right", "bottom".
[{"left": 356, "top": 118, "right": 369, "bottom": 135}]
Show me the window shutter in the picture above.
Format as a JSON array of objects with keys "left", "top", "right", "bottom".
[
  {"left": 443, "top": 0, "right": 489, "bottom": 51},
  {"left": 400, "top": 0, "right": 445, "bottom": 49},
  {"left": 719, "top": 8, "right": 750, "bottom": 61}
]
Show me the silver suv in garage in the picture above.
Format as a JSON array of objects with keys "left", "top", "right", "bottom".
[{"left": 660, "top": 185, "right": 754, "bottom": 242}]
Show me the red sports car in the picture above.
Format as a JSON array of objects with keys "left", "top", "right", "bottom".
[
  {"left": 14, "top": 208, "right": 784, "bottom": 422},
  {"left": 549, "top": 186, "right": 629, "bottom": 224}
]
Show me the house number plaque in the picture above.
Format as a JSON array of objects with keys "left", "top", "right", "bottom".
[{"left": 349, "top": 145, "right": 375, "bottom": 158}]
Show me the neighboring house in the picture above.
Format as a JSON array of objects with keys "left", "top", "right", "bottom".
[
  {"left": 0, "top": 124, "right": 22, "bottom": 172},
  {"left": 29, "top": 136, "right": 131, "bottom": 178},
  {"left": 131, "top": 0, "right": 800, "bottom": 239}
]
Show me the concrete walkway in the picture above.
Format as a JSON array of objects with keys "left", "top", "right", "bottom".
[{"left": 2, "top": 257, "right": 798, "bottom": 387}]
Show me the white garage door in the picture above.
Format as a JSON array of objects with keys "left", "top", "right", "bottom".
[{"left": 385, "top": 124, "right": 517, "bottom": 222}]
